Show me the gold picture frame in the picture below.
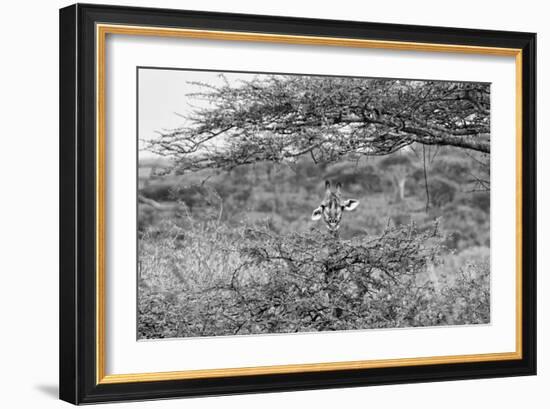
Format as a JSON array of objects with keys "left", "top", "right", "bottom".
[{"left": 60, "top": 3, "right": 536, "bottom": 404}]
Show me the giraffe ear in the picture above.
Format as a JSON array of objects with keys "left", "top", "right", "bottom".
[
  {"left": 343, "top": 199, "right": 359, "bottom": 211},
  {"left": 311, "top": 206, "right": 323, "bottom": 221}
]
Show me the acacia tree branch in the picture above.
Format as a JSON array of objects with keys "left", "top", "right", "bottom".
[{"left": 147, "top": 76, "right": 490, "bottom": 172}]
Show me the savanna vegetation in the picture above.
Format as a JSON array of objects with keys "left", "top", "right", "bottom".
[{"left": 138, "top": 74, "right": 490, "bottom": 339}]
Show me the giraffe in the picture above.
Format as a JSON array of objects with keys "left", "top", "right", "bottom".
[
  {"left": 310, "top": 181, "right": 359, "bottom": 323},
  {"left": 311, "top": 180, "right": 359, "bottom": 234}
]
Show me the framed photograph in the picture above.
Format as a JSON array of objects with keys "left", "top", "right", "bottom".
[{"left": 59, "top": 3, "right": 536, "bottom": 404}]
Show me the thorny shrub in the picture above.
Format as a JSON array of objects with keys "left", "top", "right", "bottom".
[{"left": 138, "top": 218, "right": 490, "bottom": 338}]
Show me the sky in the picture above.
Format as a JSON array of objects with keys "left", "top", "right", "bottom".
[{"left": 138, "top": 69, "right": 259, "bottom": 158}]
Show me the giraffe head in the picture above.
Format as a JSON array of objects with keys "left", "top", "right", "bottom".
[{"left": 311, "top": 180, "right": 359, "bottom": 232}]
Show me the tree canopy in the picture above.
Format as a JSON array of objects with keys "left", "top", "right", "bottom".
[{"left": 147, "top": 75, "right": 490, "bottom": 172}]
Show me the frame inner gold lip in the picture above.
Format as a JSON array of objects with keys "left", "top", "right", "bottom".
[{"left": 96, "top": 23, "right": 523, "bottom": 385}]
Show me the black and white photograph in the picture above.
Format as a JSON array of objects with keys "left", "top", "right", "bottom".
[
  {"left": 2, "top": 0, "right": 543, "bottom": 406},
  {"left": 137, "top": 68, "right": 491, "bottom": 339}
]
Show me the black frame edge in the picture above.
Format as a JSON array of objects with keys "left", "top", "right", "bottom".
[
  {"left": 520, "top": 33, "right": 537, "bottom": 376},
  {"left": 59, "top": 3, "right": 537, "bottom": 404},
  {"left": 59, "top": 3, "right": 78, "bottom": 405}
]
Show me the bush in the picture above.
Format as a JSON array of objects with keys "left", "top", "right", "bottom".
[
  {"left": 137, "top": 219, "right": 490, "bottom": 338},
  {"left": 430, "top": 157, "right": 471, "bottom": 183},
  {"left": 427, "top": 176, "right": 458, "bottom": 207},
  {"left": 439, "top": 263, "right": 490, "bottom": 324},
  {"left": 439, "top": 203, "right": 490, "bottom": 250}
]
